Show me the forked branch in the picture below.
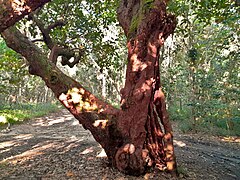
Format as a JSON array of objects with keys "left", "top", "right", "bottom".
[
  {"left": 29, "top": 12, "right": 84, "bottom": 67},
  {"left": 1, "top": 26, "right": 120, "bottom": 159}
]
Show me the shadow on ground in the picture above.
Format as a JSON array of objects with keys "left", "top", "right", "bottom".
[{"left": 0, "top": 110, "right": 239, "bottom": 179}]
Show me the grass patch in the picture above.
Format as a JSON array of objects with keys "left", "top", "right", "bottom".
[
  {"left": 169, "top": 106, "right": 240, "bottom": 136},
  {"left": 177, "top": 119, "right": 240, "bottom": 136},
  {"left": 177, "top": 165, "right": 188, "bottom": 178},
  {"left": 0, "top": 103, "right": 61, "bottom": 127}
]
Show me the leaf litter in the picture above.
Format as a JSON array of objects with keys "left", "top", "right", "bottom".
[{"left": 0, "top": 110, "right": 239, "bottom": 179}]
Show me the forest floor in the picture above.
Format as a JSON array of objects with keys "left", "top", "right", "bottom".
[{"left": 0, "top": 109, "right": 239, "bottom": 180}]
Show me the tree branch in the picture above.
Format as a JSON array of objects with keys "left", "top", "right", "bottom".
[
  {"left": 31, "top": 38, "right": 44, "bottom": 43},
  {"left": 1, "top": 26, "right": 120, "bottom": 152},
  {"left": 117, "top": 0, "right": 140, "bottom": 35},
  {"left": 29, "top": 12, "right": 54, "bottom": 49},
  {"left": 47, "top": 20, "right": 67, "bottom": 31},
  {"left": 29, "top": 12, "right": 84, "bottom": 67},
  {"left": 0, "top": 0, "right": 51, "bottom": 32}
]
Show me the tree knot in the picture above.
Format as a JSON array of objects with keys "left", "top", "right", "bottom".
[{"left": 49, "top": 71, "right": 59, "bottom": 84}]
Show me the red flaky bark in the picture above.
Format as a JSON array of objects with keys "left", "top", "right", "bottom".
[
  {"left": 1, "top": 0, "right": 177, "bottom": 176},
  {"left": 0, "top": 0, "right": 50, "bottom": 32},
  {"left": 115, "top": 0, "right": 177, "bottom": 175}
]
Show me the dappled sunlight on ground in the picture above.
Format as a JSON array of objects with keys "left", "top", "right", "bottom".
[
  {"left": 1, "top": 138, "right": 99, "bottom": 166},
  {"left": 0, "top": 110, "right": 107, "bottom": 179},
  {"left": 0, "top": 110, "right": 239, "bottom": 179},
  {"left": 47, "top": 118, "right": 66, "bottom": 126},
  {"left": 0, "top": 140, "right": 17, "bottom": 149},
  {"left": 173, "top": 140, "right": 186, "bottom": 147},
  {"left": 13, "top": 134, "right": 33, "bottom": 140},
  {"left": 0, "top": 134, "right": 33, "bottom": 152},
  {"left": 62, "top": 140, "right": 84, "bottom": 153},
  {"left": 96, "top": 148, "right": 107, "bottom": 158},
  {"left": 32, "top": 114, "right": 74, "bottom": 127},
  {"left": 80, "top": 147, "right": 94, "bottom": 155},
  {"left": 1, "top": 143, "right": 56, "bottom": 164},
  {"left": 221, "top": 136, "right": 240, "bottom": 143}
]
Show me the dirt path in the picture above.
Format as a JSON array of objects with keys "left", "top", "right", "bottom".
[{"left": 0, "top": 110, "right": 239, "bottom": 180}]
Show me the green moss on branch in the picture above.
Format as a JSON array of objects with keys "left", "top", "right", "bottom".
[{"left": 127, "top": 0, "right": 155, "bottom": 39}]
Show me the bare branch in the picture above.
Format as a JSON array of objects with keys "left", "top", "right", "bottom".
[
  {"left": 29, "top": 12, "right": 84, "bottom": 67},
  {"left": 29, "top": 12, "right": 54, "bottom": 49},
  {"left": 49, "top": 44, "right": 59, "bottom": 64},
  {"left": 31, "top": 39, "right": 44, "bottom": 43},
  {"left": 47, "top": 20, "right": 67, "bottom": 31}
]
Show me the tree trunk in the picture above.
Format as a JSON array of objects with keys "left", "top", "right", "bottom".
[
  {"left": 115, "top": 0, "right": 177, "bottom": 175},
  {"left": 1, "top": 0, "right": 177, "bottom": 176},
  {"left": 0, "top": 0, "right": 50, "bottom": 32}
]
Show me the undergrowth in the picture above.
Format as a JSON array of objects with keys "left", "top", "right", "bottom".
[
  {"left": 169, "top": 106, "right": 240, "bottom": 137},
  {"left": 0, "top": 103, "right": 61, "bottom": 127}
]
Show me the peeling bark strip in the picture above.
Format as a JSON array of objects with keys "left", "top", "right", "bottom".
[{"left": 0, "top": 0, "right": 50, "bottom": 32}]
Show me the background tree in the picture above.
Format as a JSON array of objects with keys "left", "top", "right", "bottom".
[
  {"left": 163, "top": 0, "right": 240, "bottom": 134},
  {"left": 0, "top": 38, "right": 56, "bottom": 105}
]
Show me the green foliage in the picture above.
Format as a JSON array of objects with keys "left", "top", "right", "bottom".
[
  {"left": 187, "top": 48, "right": 198, "bottom": 62},
  {"left": 0, "top": 36, "right": 64, "bottom": 104},
  {"left": 35, "top": 0, "right": 121, "bottom": 69},
  {"left": 0, "top": 38, "right": 27, "bottom": 94},
  {"left": 0, "top": 103, "right": 60, "bottom": 126},
  {"left": 163, "top": 0, "right": 240, "bottom": 136},
  {"left": 17, "top": 0, "right": 125, "bottom": 102}
]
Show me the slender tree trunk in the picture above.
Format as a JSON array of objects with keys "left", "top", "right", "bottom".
[
  {"left": 189, "top": 66, "right": 197, "bottom": 128},
  {"left": 1, "top": 0, "right": 177, "bottom": 176},
  {"left": 44, "top": 86, "right": 49, "bottom": 102}
]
